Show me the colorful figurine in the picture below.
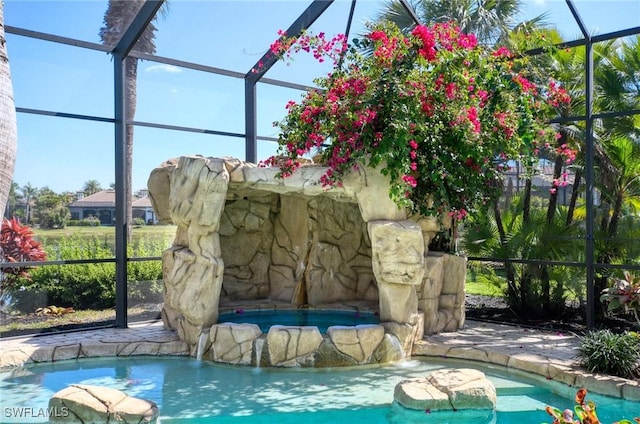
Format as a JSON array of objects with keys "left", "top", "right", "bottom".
[{"left": 545, "top": 389, "right": 638, "bottom": 424}]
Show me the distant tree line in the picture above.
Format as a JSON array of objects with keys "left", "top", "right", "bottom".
[{"left": 3, "top": 180, "right": 111, "bottom": 229}]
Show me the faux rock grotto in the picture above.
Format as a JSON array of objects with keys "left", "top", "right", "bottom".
[{"left": 147, "top": 156, "right": 466, "bottom": 367}]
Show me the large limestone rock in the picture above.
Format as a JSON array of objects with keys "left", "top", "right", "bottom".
[
  {"left": 369, "top": 220, "right": 424, "bottom": 323},
  {"left": 154, "top": 156, "right": 228, "bottom": 347},
  {"left": 266, "top": 325, "right": 323, "bottom": 366},
  {"left": 418, "top": 252, "right": 467, "bottom": 334},
  {"left": 394, "top": 368, "right": 497, "bottom": 411},
  {"left": 345, "top": 164, "right": 407, "bottom": 222},
  {"left": 368, "top": 220, "right": 425, "bottom": 286},
  {"left": 209, "top": 323, "right": 262, "bottom": 365},
  {"left": 327, "top": 324, "right": 385, "bottom": 363},
  {"left": 49, "top": 384, "right": 158, "bottom": 423},
  {"left": 382, "top": 314, "right": 424, "bottom": 355}
]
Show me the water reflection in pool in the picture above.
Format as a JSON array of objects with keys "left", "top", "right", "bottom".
[{"left": 1, "top": 356, "right": 638, "bottom": 424}]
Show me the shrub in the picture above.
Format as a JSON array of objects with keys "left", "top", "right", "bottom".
[
  {"left": 67, "top": 217, "right": 101, "bottom": 227},
  {"left": 576, "top": 329, "right": 640, "bottom": 379},
  {"left": 266, "top": 21, "right": 574, "bottom": 225},
  {"left": 133, "top": 217, "right": 146, "bottom": 227},
  {"left": 601, "top": 271, "right": 640, "bottom": 327},
  {"left": 127, "top": 236, "right": 165, "bottom": 304},
  {"left": 10, "top": 234, "right": 164, "bottom": 311}
]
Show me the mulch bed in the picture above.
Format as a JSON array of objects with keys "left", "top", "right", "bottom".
[{"left": 465, "top": 294, "right": 637, "bottom": 335}]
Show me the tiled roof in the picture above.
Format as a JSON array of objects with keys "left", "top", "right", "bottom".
[{"left": 69, "top": 190, "right": 152, "bottom": 209}]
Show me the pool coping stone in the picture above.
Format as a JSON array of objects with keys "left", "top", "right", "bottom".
[{"left": 1, "top": 319, "right": 638, "bottom": 402}]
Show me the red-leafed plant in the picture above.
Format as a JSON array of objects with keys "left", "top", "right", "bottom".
[{"left": 0, "top": 217, "right": 47, "bottom": 304}]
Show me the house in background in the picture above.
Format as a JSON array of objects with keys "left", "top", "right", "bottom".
[{"left": 68, "top": 189, "right": 156, "bottom": 225}]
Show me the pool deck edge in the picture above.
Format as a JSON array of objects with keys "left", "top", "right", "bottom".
[{"left": 1, "top": 319, "right": 639, "bottom": 402}]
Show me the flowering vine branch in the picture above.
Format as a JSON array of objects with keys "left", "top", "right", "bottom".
[{"left": 263, "top": 21, "right": 575, "bottom": 225}]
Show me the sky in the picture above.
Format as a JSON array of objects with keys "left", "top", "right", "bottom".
[{"left": 5, "top": 0, "right": 640, "bottom": 194}]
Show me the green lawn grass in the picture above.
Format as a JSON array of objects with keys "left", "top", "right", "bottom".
[
  {"left": 465, "top": 279, "right": 504, "bottom": 297},
  {"left": 32, "top": 225, "right": 177, "bottom": 252},
  {"left": 465, "top": 267, "right": 506, "bottom": 297}
]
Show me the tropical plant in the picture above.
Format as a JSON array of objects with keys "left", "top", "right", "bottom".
[
  {"left": 597, "top": 135, "right": 640, "bottom": 243},
  {"left": 82, "top": 179, "right": 103, "bottom": 196},
  {"left": 20, "top": 183, "right": 38, "bottom": 224},
  {"left": 377, "top": 0, "right": 546, "bottom": 46},
  {"left": 462, "top": 194, "right": 584, "bottom": 318},
  {"left": 266, "top": 21, "right": 574, "bottom": 237},
  {"left": 586, "top": 36, "right": 640, "bottom": 314},
  {"left": 0, "top": 218, "right": 46, "bottom": 308},
  {"left": 99, "top": 0, "right": 161, "bottom": 241},
  {"left": 465, "top": 31, "right": 640, "bottom": 321},
  {"left": 0, "top": 3, "right": 17, "bottom": 221},
  {"left": 33, "top": 187, "right": 71, "bottom": 229},
  {"left": 4, "top": 181, "right": 21, "bottom": 219},
  {"left": 601, "top": 271, "right": 640, "bottom": 327},
  {"left": 576, "top": 329, "right": 640, "bottom": 379}
]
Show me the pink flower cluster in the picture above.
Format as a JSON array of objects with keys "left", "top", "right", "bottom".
[
  {"left": 448, "top": 208, "right": 468, "bottom": 221},
  {"left": 267, "top": 30, "right": 348, "bottom": 68},
  {"left": 547, "top": 81, "right": 571, "bottom": 107},
  {"left": 267, "top": 21, "right": 574, "bottom": 221},
  {"left": 369, "top": 30, "right": 403, "bottom": 64}
]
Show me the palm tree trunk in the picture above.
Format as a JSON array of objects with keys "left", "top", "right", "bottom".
[
  {"left": 600, "top": 201, "right": 610, "bottom": 233},
  {"left": 607, "top": 191, "right": 624, "bottom": 240},
  {"left": 539, "top": 151, "right": 565, "bottom": 313},
  {"left": 0, "top": 3, "right": 17, "bottom": 221},
  {"left": 546, "top": 155, "right": 564, "bottom": 224},
  {"left": 566, "top": 168, "right": 582, "bottom": 226},
  {"left": 522, "top": 178, "right": 532, "bottom": 224},
  {"left": 124, "top": 56, "right": 137, "bottom": 241}
]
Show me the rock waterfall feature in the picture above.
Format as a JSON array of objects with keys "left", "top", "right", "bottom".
[{"left": 148, "top": 156, "right": 466, "bottom": 367}]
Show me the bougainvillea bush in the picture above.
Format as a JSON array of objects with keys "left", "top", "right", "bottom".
[{"left": 265, "top": 21, "right": 573, "bottom": 224}]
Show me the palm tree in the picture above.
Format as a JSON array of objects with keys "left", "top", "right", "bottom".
[
  {"left": 82, "top": 179, "right": 103, "bottom": 196},
  {"left": 99, "top": 0, "right": 160, "bottom": 240},
  {"left": 463, "top": 195, "right": 583, "bottom": 318},
  {"left": 597, "top": 135, "right": 640, "bottom": 241},
  {"left": 0, "top": 3, "right": 17, "bottom": 221},
  {"left": 596, "top": 35, "right": 640, "bottom": 141},
  {"left": 4, "top": 181, "right": 20, "bottom": 219},
  {"left": 378, "top": 0, "right": 546, "bottom": 45},
  {"left": 20, "top": 183, "right": 37, "bottom": 224}
]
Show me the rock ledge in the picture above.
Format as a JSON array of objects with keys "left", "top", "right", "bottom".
[
  {"left": 394, "top": 368, "right": 497, "bottom": 411},
  {"left": 49, "top": 384, "right": 158, "bottom": 423}
]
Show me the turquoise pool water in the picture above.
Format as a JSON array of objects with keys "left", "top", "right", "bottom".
[
  {"left": 217, "top": 309, "right": 379, "bottom": 333},
  {"left": 1, "top": 356, "right": 638, "bottom": 424}
]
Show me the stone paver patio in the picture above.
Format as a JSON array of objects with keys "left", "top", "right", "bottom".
[{"left": 1, "top": 319, "right": 639, "bottom": 401}]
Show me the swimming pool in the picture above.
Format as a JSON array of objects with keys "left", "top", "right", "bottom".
[
  {"left": 1, "top": 356, "right": 638, "bottom": 424},
  {"left": 217, "top": 309, "right": 379, "bottom": 333}
]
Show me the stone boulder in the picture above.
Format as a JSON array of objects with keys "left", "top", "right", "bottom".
[
  {"left": 326, "top": 324, "right": 385, "bottom": 363},
  {"left": 394, "top": 368, "right": 496, "bottom": 411},
  {"left": 209, "top": 323, "right": 262, "bottom": 365},
  {"left": 266, "top": 325, "right": 323, "bottom": 366},
  {"left": 49, "top": 384, "right": 158, "bottom": 423}
]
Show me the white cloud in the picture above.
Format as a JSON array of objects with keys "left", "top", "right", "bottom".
[
  {"left": 531, "top": 0, "right": 547, "bottom": 5},
  {"left": 145, "top": 64, "right": 182, "bottom": 73}
]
